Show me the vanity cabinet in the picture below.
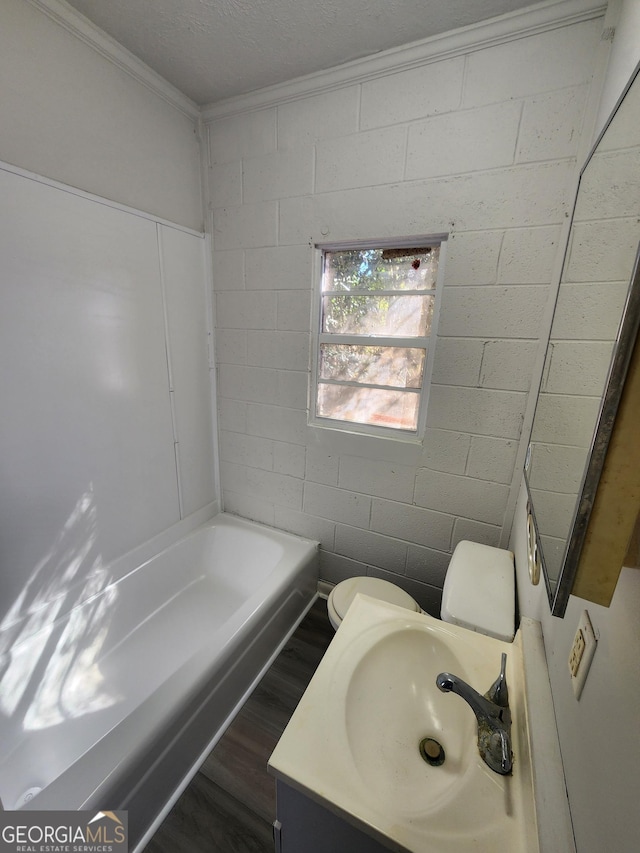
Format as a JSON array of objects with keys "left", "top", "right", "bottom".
[
  {"left": 269, "top": 594, "right": 545, "bottom": 853},
  {"left": 273, "top": 780, "right": 393, "bottom": 853}
]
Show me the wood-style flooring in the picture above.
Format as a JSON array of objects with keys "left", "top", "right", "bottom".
[{"left": 143, "top": 597, "right": 334, "bottom": 853}]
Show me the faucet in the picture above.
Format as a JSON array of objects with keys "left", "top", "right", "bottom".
[{"left": 436, "top": 652, "right": 512, "bottom": 775}]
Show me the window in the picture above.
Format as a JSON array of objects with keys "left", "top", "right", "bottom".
[{"left": 311, "top": 237, "right": 445, "bottom": 438}]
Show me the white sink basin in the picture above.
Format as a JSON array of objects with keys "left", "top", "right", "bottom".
[
  {"left": 269, "top": 594, "right": 539, "bottom": 853},
  {"left": 343, "top": 625, "right": 475, "bottom": 814}
]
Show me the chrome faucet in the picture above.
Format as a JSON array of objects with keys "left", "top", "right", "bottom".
[{"left": 436, "top": 652, "right": 512, "bottom": 775}]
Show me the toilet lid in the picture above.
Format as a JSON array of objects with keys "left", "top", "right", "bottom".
[
  {"left": 441, "top": 541, "right": 515, "bottom": 642},
  {"left": 331, "top": 577, "right": 420, "bottom": 622}
]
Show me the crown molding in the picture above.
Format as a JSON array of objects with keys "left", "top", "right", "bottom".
[
  {"left": 25, "top": 0, "right": 606, "bottom": 125},
  {"left": 26, "top": 0, "right": 200, "bottom": 121},
  {"left": 201, "top": 0, "right": 606, "bottom": 122}
]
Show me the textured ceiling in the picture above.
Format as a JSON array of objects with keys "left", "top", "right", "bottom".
[{"left": 64, "top": 0, "right": 539, "bottom": 106}]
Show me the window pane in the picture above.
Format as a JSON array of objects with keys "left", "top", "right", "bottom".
[
  {"left": 317, "top": 384, "right": 419, "bottom": 431},
  {"left": 323, "top": 246, "right": 439, "bottom": 293},
  {"left": 319, "top": 344, "right": 425, "bottom": 388},
  {"left": 323, "top": 293, "right": 434, "bottom": 337}
]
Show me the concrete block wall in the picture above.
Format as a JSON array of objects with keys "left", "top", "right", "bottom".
[
  {"left": 527, "top": 74, "right": 640, "bottom": 578},
  {"left": 206, "top": 14, "right": 603, "bottom": 614},
  {"left": 511, "top": 10, "right": 640, "bottom": 853}
]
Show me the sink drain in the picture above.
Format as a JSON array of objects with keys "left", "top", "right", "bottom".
[
  {"left": 419, "top": 737, "right": 445, "bottom": 766},
  {"left": 15, "top": 787, "right": 43, "bottom": 808}
]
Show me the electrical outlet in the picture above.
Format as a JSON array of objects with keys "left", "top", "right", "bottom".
[
  {"left": 568, "top": 610, "right": 597, "bottom": 699},
  {"left": 568, "top": 628, "right": 585, "bottom": 676}
]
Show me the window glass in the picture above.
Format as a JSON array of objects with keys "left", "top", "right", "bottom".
[{"left": 313, "top": 242, "right": 443, "bottom": 435}]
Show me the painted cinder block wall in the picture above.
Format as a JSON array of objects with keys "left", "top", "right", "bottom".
[
  {"left": 510, "top": 5, "right": 640, "bottom": 852},
  {"left": 206, "top": 12, "right": 604, "bottom": 613}
]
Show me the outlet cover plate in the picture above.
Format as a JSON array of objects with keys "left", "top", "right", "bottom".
[{"left": 569, "top": 610, "right": 597, "bottom": 699}]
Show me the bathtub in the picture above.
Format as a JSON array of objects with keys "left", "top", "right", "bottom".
[{"left": 0, "top": 513, "right": 318, "bottom": 850}]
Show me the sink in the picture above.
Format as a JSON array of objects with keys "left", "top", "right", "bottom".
[
  {"left": 269, "top": 594, "right": 539, "bottom": 853},
  {"left": 342, "top": 625, "right": 475, "bottom": 814}
]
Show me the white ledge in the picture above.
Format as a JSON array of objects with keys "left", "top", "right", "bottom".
[{"left": 520, "top": 617, "right": 577, "bottom": 853}]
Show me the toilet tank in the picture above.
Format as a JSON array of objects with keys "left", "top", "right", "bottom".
[{"left": 441, "top": 541, "right": 515, "bottom": 642}]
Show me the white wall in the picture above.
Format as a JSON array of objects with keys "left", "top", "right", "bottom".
[
  {"left": 0, "top": 0, "right": 203, "bottom": 231},
  {"left": 206, "top": 10, "right": 603, "bottom": 614},
  {"left": 595, "top": 0, "right": 640, "bottom": 132},
  {"left": 512, "top": 483, "right": 640, "bottom": 853},
  {"left": 0, "top": 1, "right": 218, "bottom": 698},
  {"left": 510, "top": 5, "right": 640, "bottom": 852}
]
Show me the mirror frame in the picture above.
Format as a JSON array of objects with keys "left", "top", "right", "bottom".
[
  {"left": 551, "top": 248, "right": 640, "bottom": 614},
  {"left": 525, "top": 62, "right": 640, "bottom": 617}
]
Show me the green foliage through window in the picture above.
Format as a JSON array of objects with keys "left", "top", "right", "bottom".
[{"left": 315, "top": 242, "right": 441, "bottom": 433}]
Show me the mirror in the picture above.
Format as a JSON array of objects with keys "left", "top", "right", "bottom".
[{"left": 525, "top": 63, "right": 640, "bottom": 617}]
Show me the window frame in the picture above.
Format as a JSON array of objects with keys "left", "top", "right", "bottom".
[{"left": 309, "top": 235, "right": 447, "bottom": 442}]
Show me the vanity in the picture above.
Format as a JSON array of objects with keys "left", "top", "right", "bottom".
[{"left": 268, "top": 594, "right": 554, "bottom": 853}]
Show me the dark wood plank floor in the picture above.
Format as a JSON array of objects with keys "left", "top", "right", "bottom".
[{"left": 143, "top": 597, "right": 334, "bottom": 853}]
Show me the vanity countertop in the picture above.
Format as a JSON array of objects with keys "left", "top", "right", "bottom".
[{"left": 268, "top": 594, "right": 549, "bottom": 853}]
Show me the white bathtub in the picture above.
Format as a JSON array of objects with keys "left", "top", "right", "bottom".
[{"left": 0, "top": 513, "right": 318, "bottom": 850}]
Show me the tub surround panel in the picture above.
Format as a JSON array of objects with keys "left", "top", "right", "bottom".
[
  {"left": 208, "top": 13, "right": 602, "bottom": 606},
  {"left": 0, "top": 164, "right": 217, "bottom": 654},
  {"left": 159, "top": 226, "right": 217, "bottom": 518},
  {"left": 0, "top": 169, "right": 178, "bottom": 597}
]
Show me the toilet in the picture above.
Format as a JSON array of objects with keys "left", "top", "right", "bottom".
[{"left": 327, "top": 540, "right": 515, "bottom": 642}]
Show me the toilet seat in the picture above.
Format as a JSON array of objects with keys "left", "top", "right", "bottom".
[{"left": 327, "top": 577, "right": 420, "bottom": 630}]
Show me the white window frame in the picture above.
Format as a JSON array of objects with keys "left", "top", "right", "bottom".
[{"left": 309, "top": 235, "right": 447, "bottom": 442}]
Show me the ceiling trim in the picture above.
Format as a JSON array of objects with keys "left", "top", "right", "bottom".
[
  {"left": 26, "top": 0, "right": 200, "bottom": 120},
  {"left": 25, "top": 0, "right": 605, "bottom": 123},
  {"left": 201, "top": 0, "right": 606, "bottom": 122}
]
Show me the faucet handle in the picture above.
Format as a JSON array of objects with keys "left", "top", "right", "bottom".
[
  {"left": 491, "top": 728, "right": 513, "bottom": 774},
  {"left": 485, "top": 652, "right": 509, "bottom": 708}
]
